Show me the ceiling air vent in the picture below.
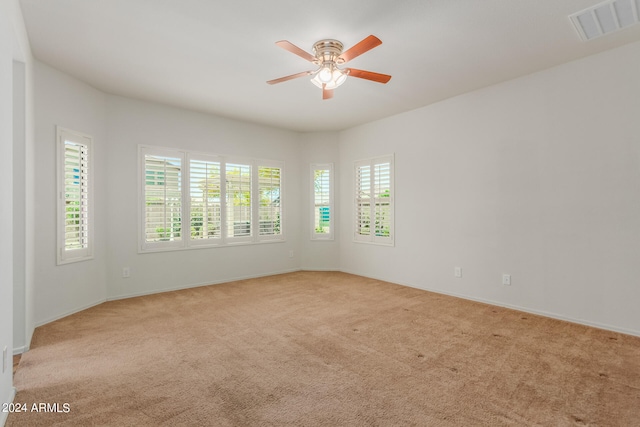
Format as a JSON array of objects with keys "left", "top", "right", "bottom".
[{"left": 570, "top": 0, "right": 640, "bottom": 41}]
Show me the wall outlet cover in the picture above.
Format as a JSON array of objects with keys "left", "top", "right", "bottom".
[{"left": 502, "top": 274, "right": 511, "bottom": 286}]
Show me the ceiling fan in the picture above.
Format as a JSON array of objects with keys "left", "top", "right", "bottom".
[{"left": 267, "top": 35, "right": 392, "bottom": 100}]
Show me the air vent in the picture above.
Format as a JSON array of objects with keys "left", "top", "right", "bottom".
[{"left": 570, "top": 0, "right": 640, "bottom": 41}]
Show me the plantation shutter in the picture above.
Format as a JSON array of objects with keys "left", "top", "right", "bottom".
[
  {"left": 258, "top": 165, "right": 282, "bottom": 239},
  {"left": 139, "top": 147, "right": 285, "bottom": 250},
  {"left": 141, "top": 148, "right": 184, "bottom": 250},
  {"left": 64, "top": 142, "right": 89, "bottom": 249},
  {"left": 354, "top": 155, "right": 394, "bottom": 245},
  {"left": 189, "top": 156, "right": 222, "bottom": 244},
  {"left": 57, "top": 127, "right": 93, "bottom": 264},
  {"left": 312, "top": 164, "right": 333, "bottom": 239},
  {"left": 355, "top": 162, "right": 371, "bottom": 240},
  {"left": 225, "top": 162, "right": 252, "bottom": 242},
  {"left": 373, "top": 161, "right": 392, "bottom": 239}
]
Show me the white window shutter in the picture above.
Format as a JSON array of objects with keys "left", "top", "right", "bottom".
[
  {"left": 189, "top": 155, "right": 223, "bottom": 245},
  {"left": 138, "top": 146, "right": 285, "bottom": 252},
  {"left": 311, "top": 163, "right": 333, "bottom": 240},
  {"left": 258, "top": 164, "right": 283, "bottom": 240},
  {"left": 225, "top": 161, "right": 253, "bottom": 243},
  {"left": 140, "top": 147, "right": 184, "bottom": 251},
  {"left": 57, "top": 127, "right": 94, "bottom": 264},
  {"left": 354, "top": 155, "right": 394, "bottom": 246}
]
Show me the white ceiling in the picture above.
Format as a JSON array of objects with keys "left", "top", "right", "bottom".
[{"left": 19, "top": 0, "right": 640, "bottom": 132}]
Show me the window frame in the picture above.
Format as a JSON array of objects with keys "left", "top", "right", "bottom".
[
  {"left": 354, "top": 154, "right": 394, "bottom": 246},
  {"left": 188, "top": 152, "right": 223, "bottom": 247},
  {"left": 257, "top": 160, "right": 284, "bottom": 242},
  {"left": 311, "top": 163, "right": 334, "bottom": 241},
  {"left": 138, "top": 145, "right": 284, "bottom": 253},
  {"left": 56, "top": 126, "right": 94, "bottom": 265},
  {"left": 139, "top": 146, "right": 185, "bottom": 252}
]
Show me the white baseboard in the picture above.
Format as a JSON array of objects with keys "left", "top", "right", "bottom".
[
  {"left": 33, "top": 270, "right": 302, "bottom": 329},
  {"left": 339, "top": 268, "right": 640, "bottom": 338},
  {"left": 35, "top": 299, "right": 107, "bottom": 328},
  {"left": 12, "top": 345, "right": 28, "bottom": 356},
  {"left": 31, "top": 269, "right": 639, "bottom": 339},
  {"left": 107, "top": 268, "right": 302, "bottom": 301}
]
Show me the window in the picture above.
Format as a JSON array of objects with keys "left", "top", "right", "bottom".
[
  {"left": 189, "top": 156, "right": 222, "bottom": 244},
  {"left": 226, "top": 162, "right": 252, "bottom": 241},
  {"left": 141, "top": 148, "right": 184, "bottom": 251},
  {"left": 258, "top": 165, "right": 282, "bottom": 239},
  {"left": 354, "top": 155, "right": 394, "bottom": 245},
  {"left": 139, "top": 146, "right": 284, "bottom": 252},
  {"left": 311, "top": 163, "right": 333, "bottom": 240},
  {"left": 57, "top": 127, "right": 93, "bottom": 264}
]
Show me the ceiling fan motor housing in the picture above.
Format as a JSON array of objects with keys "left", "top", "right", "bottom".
[{"left": 312, "top": 39, "right": 345, "bottom": 64}]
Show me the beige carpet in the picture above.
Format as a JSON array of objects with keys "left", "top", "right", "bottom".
[{"left": 8, "top": 271, "right": 640, "bottom": 426}]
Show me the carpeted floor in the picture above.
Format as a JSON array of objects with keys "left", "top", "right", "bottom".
[{"left": 8, "top": 271, "right": 640, "bottom": 426}]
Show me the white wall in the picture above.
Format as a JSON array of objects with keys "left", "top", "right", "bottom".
[
  {"left": 33, "top": 60, "right": 108, "bottom": 325},
  {"left": 105, "top": 96, "right": 302, "bottom": 299},
  {"left": 299, "top": 132, "right": 341, "bottom": 270},
  {"left": 2, "top": 0, "right": 35, "bottom": 419},
  {"left": 0, "top": 4, "right": 16, "bottom": 419},
  {"left": 29, "top": 62, "right": 306, "bottom": 327},
  {"left": 339, "top": 40, "right": 640, "bottom": 336},
  {"left": 12, "top": 60, "right": 26, "bottom": 353}
]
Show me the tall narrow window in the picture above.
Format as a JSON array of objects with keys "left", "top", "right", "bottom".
[
  {"left": 311, "top": 163, "right": 334, "bottom": 240},
  {"left": 258, "top": 165, "right": 282, "bottom": 239},
  {"left": 373, "top": 161, "right": 392, "bottom": 238},
  {"left": 140, "top": 147, "right": 184, "bottom": 250},
  {"left": 57, "top": 127, "right": 93, "bottom": 264},
  {"left": 189, "top": 155, "right": 222, "bottom": 244},
  {"left": 225, "top": 162, "right": 252, "bottom": 242},
  {"left": 355, "top": 163, "right": 371, "bottom": 237},
  {"left": 354, "top": 155, "right": 394, "bottom": 245}
]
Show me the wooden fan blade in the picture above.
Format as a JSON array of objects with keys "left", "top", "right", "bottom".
[
  {"left": 322, "top": 84, "right": 334, "bottom": 100},
  {"left": 267, "top": 71, "right": 313, "bottom": 85},
  {"left": 275, "top": 40, "right": 316, "bottom": 62},
  {"left": 346, "top": 68, "right": 392, "bottom": 84},
  {"left": 338, "top": 35, "right": 382, "bottom": 63}
]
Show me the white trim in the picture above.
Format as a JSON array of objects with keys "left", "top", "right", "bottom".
[
  {"left": 107, "top": 268, "right": 300, "bottom": 301},
  {"left": 24, "top": 270, "right": 640, "bottom": 341},
  {"left": 12, "top": 345, "right": 29, "bottom": 356},
  {"left": 34, "top": 299, "right": 107, "bottom": 328},
  {"left": 339, "top": 268, "right": 640, "bottom": 338}
]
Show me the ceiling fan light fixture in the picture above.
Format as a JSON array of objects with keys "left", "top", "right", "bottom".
[
  {"left": 317, "top": 65, "right": 333, "bottom": 83},
  {"left": 269, "top": 35, "right": 390, "bottom": 99},
  {"left": 311, "top": 64, "right": 348, "bottom": 89},
  {"left": 333, "top": 68, "right": 349, "bottom": 86}
]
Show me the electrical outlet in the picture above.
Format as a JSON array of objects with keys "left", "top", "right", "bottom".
[
  {"left": 502, "top": 274, "right": 511, "bottom": 286},
  {"left": 2, "top": 346, "right": 6, "bottom": 373},
  {"left": 122, "top": 267, "right": 130, "bottom": 278},
  {"left": 289, "top": 250, "right": 294, "bottom": 258},
  {"left": 454, "top": 267, "right": 462, "bottom": 278}
]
